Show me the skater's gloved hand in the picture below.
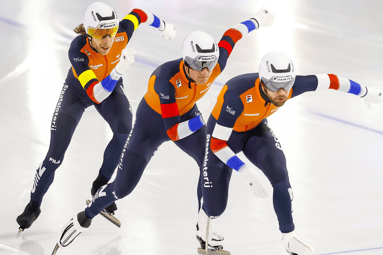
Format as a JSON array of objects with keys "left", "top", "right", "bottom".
[
  {"left": 239, "top": 165, "right": 270, "bottom": 198},
  {"left": 115, "top": 48, "right": 135, "bottom": 75},
  {"left": 362, "top": 86, "right": 383, "bottom": 109},
  {"left": 252, "top": 6, "right": 275, "bottom": 28},
  {"left": 160, "top": 21, "right": 176, "bottom": 40}
]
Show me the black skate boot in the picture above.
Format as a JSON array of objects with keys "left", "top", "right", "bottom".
[{"left": 16, "top": 202, "right": 41, "bottom": 235}]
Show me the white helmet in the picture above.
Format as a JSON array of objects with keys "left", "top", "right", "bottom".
[
  {"left": 182, "top": 31, "right": 219, "bottom": 71},
  {"left": 259, "top": 51, "right": 296, "bottom": 92},
  {"left": 83, "top": 2, "right": 119, "bottom": 39}
]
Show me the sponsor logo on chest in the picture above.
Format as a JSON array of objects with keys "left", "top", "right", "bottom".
[
  {"left": 90, "top": 64, "right": 103, "bottom": 69},
  {"left": 160, "top": 93, "right": 170, "bottom": 100},
  {"left": 176, "top": 95, "right": 188, "bottom": 100},
  {"left": 115, "top": 36, "right": 125, "bottom": 42},
  {"left": 74, "top": 57, "right": 84, "bottom": 62}
]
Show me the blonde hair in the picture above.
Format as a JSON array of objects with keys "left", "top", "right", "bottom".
[{"left": 74, "top": 23, "right": 86, "bottom": 36}]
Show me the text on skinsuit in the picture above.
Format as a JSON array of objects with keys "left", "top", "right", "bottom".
[
  {"left": 51, "top": 85, "right": 68, "bottom": 131},
  {"left": 118, "top": 127, "right": 134, "bottom": 170},
  {"left": 202, "top": 134, "right": 213, "bottom": 188},
  {"left": 265, "top": 121, "right": 283, "bottom": 150}
]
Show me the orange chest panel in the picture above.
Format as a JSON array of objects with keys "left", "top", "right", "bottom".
[
  {"left": 145, "top": 61, "right": 221, "bottom": 116},
  {"left": 73, "top": 33, "right": 128, "bottom": 81},
  {"left": 212, "top": 79, "right": 293, "bottom": 132}
]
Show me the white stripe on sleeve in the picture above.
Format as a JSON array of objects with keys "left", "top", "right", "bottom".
[
  {"left": 337, "top": 76, "right": 351, "bottom": 93},
  {"left": 212, "top": 124, "right": 233, "bottom": 141},
  {"left": 232, "top": 23, "right": 249, "bottom": 36},
  {"left": 177, "top": 121, "right": 192, "bottom": 140},
  {"left": 315, "top": 74, "right": 330, "bottom": 91},
  {"left": 214, "top": 146, "right": 236, "bottom": 164}
]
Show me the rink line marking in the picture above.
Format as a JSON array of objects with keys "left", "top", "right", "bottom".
[
  {"left": 319, "top": 246, "right": 383, "bottom": 254},
  {"left": 310, "top": 112, "right": 383, "bottom": 135},
  {"left": 0, "top": 16, "right": 24, "bottom": 27}
]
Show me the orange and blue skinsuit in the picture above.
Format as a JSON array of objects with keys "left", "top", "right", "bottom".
[
  {"left": 201, "top": 73, "right": 367, "bottom": 233},
  {"left": 84, "top": 18, "right": 266, "bottom": 219},
  {"left": 29, "top": 9, "right": 168, "bottom": 208}
]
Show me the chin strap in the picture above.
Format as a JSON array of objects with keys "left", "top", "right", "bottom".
[
  {"left": 183, "top": 64, "right": 195, "bottom": 89},
  {"left": 259, "top": 82, "right": 271, "bottom": 106}
]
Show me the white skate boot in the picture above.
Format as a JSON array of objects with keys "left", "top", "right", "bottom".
[
  {"left": 51, "top": 211, "right": 92, "bottom": 254},
  {"left": 282, "top": 231, "right": 314, "bottom": 255},
  {"left": 196, "top": 209, "right": 229, "bottom": 254}
]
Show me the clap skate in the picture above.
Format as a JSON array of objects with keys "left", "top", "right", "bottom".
[
  {"left": 197, "top": 235, "right": 230, "bottom": 255},
  {"left": 16, "top": 203, "right": 41, "bottom": 236},
  {"left": 51, "top": 211, "right": 92, "bottom": 255},
  {"left": 282, "top": 232, "right": 314, "bottom": 255},
  {"left": 196, "top": 209, "right": 230, "bottom": 255},
  {"left": 86, "top": 199, "right": 121, "bottom": 227}
]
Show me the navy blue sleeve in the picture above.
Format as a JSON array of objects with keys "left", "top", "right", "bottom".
[
  {"left": 217, "top": 90, "right": 244, "bottom": 128},
  {"left": 291, "top": 75, "right": 319, "bottom": 98}
]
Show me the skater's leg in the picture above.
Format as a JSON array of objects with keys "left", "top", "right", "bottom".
[
  {"left": 85, "top": 99, "right": 168, "bottom": 219},
  {"left": 243, "top": 120, "right": 313, "bottom": 253},
  {"left": 92, "top": 86, "right": 133, "bottom": 213},
  {"left": 243, "top": 120, "right": 294, "bottom": 233},
  {"left": 17, "top": 85, "right": 86, "bottom": 230}
]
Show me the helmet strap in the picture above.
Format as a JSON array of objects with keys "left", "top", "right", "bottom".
[
  {"left": 183, "top": 63, "right": 195, "bottom": 88},
  {"left": 259, "top": 82, "right": 271, "bottom": 106}
]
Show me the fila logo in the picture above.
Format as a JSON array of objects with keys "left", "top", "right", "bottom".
[
  {"left": 49, "top": 157, "right": 61, "bottom": 164},
  {"left": 246, "top": 95, "right": 253, "bottom": 103},
  {"left": 84, "top": 49, "right": 91, "bottom": 56},
  {"left": 160, "top": 93, "right": 170, "bottom": 100},
  {"left": 176, "top": 79, "right": 182, "bottom": 88},
  {"left": 226, "top": 105, "right": 236, "bottom": 115}
]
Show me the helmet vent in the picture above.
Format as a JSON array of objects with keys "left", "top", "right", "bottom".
[
  {"left": 196, "top": 44, "right": 215, "bottom": 53},
  {"left": 271, "top": 63, "right": 291, "bottom": 73},
  {"left": 96, "top": 12, "right": 116, "bottom": 22}
]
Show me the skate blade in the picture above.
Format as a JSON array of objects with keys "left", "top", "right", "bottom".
[
  {"left": 51, "top": 244, "right": 59, "bottom": 255},
  {"left": 197, "top": 247, "right": 230, "bottom": 255},
  {"left": 86, "top": 200, "right": 121, "bottom": 228},
  {"left": 16, "top": 227, "right": 24, "bottom": 238}
]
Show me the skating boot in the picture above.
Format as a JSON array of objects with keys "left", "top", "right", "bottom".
[
  {"left": 196, "top": 209, "right": 229, "bottom": 254},
  {"left": 282, "top": 231, "right": 314, "bottom": 255},
  {"left": 51, "top": 211, "right": 92, "bottom": 254},
  {"left": 16, "top": 202, "right": 41, "bottom": 235}
]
